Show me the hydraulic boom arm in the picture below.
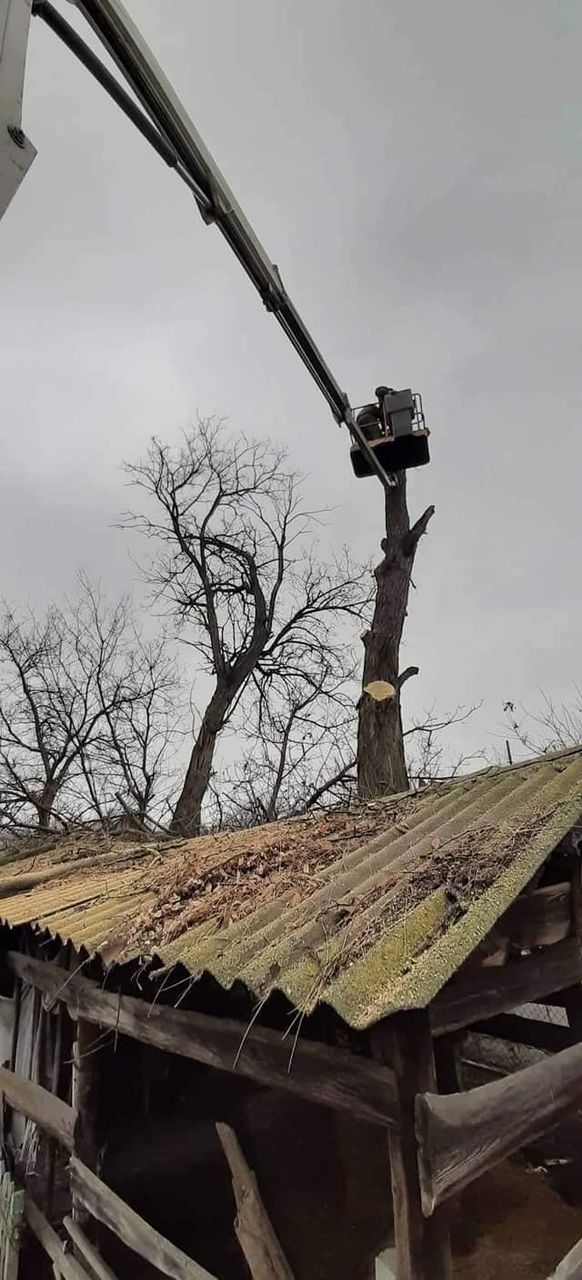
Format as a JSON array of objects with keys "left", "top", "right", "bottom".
[{"left": 1, "top": 0, "right": 429, "bottom": 489}]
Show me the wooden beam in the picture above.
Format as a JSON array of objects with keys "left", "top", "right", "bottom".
[
  {"left": 373, "top": 1013, "right": 452, "bottom": 1280},
  {"left": 69, "top": 1158, "right": 216, "bottom": 1280},
  {"left": 416, "top": 1037, "right": 582, "bottom": 1214},
  {"left": 433, "top": 1035, "right": 461, "bottom": 1095},
  {"left": 501, "top": 882, "right": 572, "bottom": 948},
  {"left": 0, "top": 1064, "right": 74, "bottom": 1151},
  {"left": 64, "top": 1216, "right": 119, "bottom": 1280},
  {"left": 72, "top": 1018, "right": 103, "bottom": 1232},
  {"left": 548, "top": 1234, "right": 582, "bottom": 1279},
  {"left": 432, "top": 938, "right": 582, "bottom": 1036},
  {"left": 72, "top": 1020, "right": 101, "bottom": 1169},
  {"left": 216, "top": 1123, "right": 294, "bottom": 1280},
  {"left": 8, "top": 952, "right": 398, "bottom": 1130},
  {"left": 24, "top": 1198, "right": 89, "bottom": 1280},
  {"left": 471, "top": 1012, "right": 575, "bottom": 1053}
]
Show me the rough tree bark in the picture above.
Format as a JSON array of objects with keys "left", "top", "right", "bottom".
[
  {"left": 171, "top": 684, "right": 244, "bottom": 836},
  {"left": 128, "top": 425, "right": 371, "bottom": 838},
  {"left": 357, "top": 475, "right": 434, "bottom": 798}
]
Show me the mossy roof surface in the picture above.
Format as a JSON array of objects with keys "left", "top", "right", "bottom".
[{"left": 1, "top": 748, "right": 581, "bottom": 1029}]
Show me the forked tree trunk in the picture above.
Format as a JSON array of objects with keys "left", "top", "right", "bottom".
[{"left": 357, "top": 476, "right": 434, "bottom": 799}]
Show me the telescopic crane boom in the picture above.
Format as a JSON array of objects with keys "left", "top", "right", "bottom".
[{"left": 0, "top": 0, "right": 430, "bottom": 489}]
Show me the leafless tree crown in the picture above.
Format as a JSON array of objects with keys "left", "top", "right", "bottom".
[
  {"left": 0, "top": 578, "right": 179, "bottom": 833},
  {"left": 125, "top": 420, "right": 372, "bottom": 834}
]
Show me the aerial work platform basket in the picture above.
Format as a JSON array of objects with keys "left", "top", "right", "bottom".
[{"left": 350, "top": 387, "right": 430, "bottom": 478}]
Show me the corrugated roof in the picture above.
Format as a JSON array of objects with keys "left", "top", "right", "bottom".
[{"left": 1, "top": 749, "right": 581, "bottom": 1029}]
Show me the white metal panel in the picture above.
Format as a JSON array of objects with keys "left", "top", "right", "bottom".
[{"left": 0, "top": 0, "right": 36, "bottom": 219}]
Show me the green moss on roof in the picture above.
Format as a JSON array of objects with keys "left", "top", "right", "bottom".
[{"left": 1, "top": 749, "right": 581, "bottom": 1028}]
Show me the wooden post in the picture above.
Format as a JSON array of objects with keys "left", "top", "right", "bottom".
[
  {"left": 433, "top": 1035, "right": 460, "bottom": 1096},
  {"left": 45, "top": 1006, "right": 64, "bottom": 1216},
  {"left": 72, "top": 1020, "right": 101, "bottom": 1169},
  {"left": 72, "top": 1019, "right": 102, "bottom": 1230},
  {"left": 373, "top": 1011, "right": 451, "bottom": 1280},
  {"left": 563, "top": 855, "right": 582, "bottom": 1039}
]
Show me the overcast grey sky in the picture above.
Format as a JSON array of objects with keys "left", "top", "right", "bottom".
[{"left": 1, "top": 0, "right": 581, "bottom": 761}]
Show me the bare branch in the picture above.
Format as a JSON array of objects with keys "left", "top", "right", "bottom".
[{"left": 124, "top": 419, "right": 372, "bottom": 835}]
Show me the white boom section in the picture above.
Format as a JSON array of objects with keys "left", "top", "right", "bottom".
[
  {"left": 72, "top": 0, "right": 353, "bottom": 428},
  {"left": 0, "top": 0, "right": 36, "bottom": 217},
  {"left": 1, "top": 0, "right": 396, "bottom": 489}
]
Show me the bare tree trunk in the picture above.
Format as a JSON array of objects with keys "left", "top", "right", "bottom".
[
  {"left": 170, "top": 686, "right": 231, "bottom": 836},
  {"left": 35, "top": 780, "right": 60, "bottom": 831},
  {"left": 357, "top": 476, "right": 434, "bottom": 799}
]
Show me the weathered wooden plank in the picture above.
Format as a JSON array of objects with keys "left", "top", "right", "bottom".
[
  {"left": 373, "top": 1013, "right": 451, "bottom": 1280},
  {"left": 24, "top": 1199, "right": 89, "bottom": 1280},
  {"left": 64, "top": 1217, "right": 119, "bottom": 1280},
  {"left": 72, "top": 1019, "right": 101, "bottom": 1169},
  {"left": 8, "top": 952, "right": 398, "bottom": 1130},
  {"left": 432, "top": 938, "right": 582, "bottom": 1036},
  {"left": 0, "top": 1065, "right": 74, "bottom": 1152},
  {"left": 501, "top": 882, "right": 572, "bottom": 948},
  {"left": 549, "top": 1233, "right": 582, "bottom": 1279},
  {"left": 69, "top": 1158, "right": 216, "bottom": 1280},
  {"left": 416, "top": 1037, "right": 582, "bottom": 1214},
  {"left": 470, "top": 1013, "right": 575, "bottom": 1053},
  {"left": 216, "top": 1123, "right": 294, "bottom": 1280}
]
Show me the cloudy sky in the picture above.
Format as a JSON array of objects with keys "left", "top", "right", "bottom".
[{"left": 1, "top": 0, "right": 581, "bottom": 763}]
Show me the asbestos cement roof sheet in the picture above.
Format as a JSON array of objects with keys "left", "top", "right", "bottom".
[{"left": 1, "top": 748, "right": 581, "bottom": 1030}]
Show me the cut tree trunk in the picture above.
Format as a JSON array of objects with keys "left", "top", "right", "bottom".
[{"left": 357, "top": 476, "right": 434, "bottom": 799}]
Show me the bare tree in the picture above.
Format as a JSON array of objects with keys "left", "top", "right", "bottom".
[
  {"left": 212, "top": 694, "right": 481, "bottom": 828},
  {"left": 504, "top": 687, "right": 582, "bottom": 759},
  {"left": 357, "top": 474, "right": 434, "bottom": 798},
  {"left": 404, "top": 703, "right": 483, "bottom": 788},
  {"left": 125, "top": 420, "right": 372, "bottom": 835},
  {"left": 0, "top": 580, "right": 178, "bottom": 832},
  {"left": 71, "top": 589, "right": 180, "bottom": 830},
  {"left": 210, "top": 640, "right": 359, "bottom": 828}
]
